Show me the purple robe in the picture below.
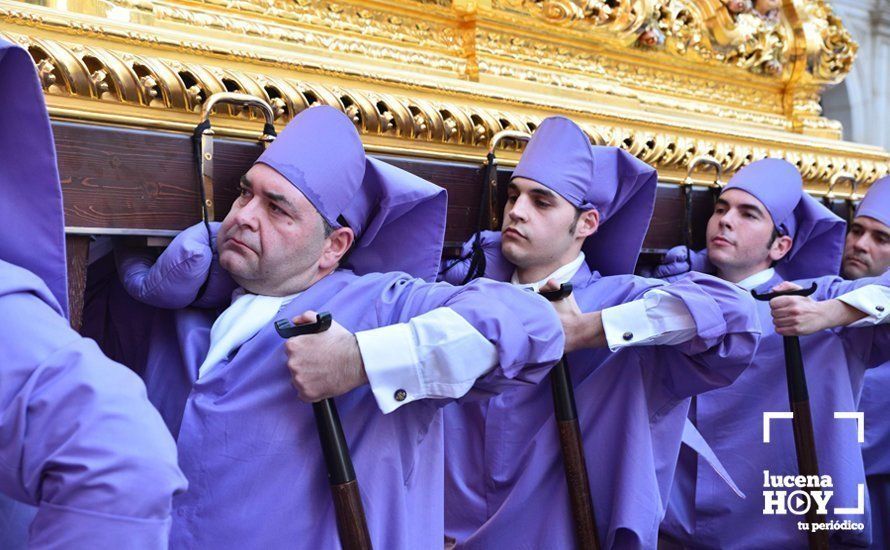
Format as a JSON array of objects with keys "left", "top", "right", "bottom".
[
  {"left": 855, "top": 177, "right": 890, "bottom": 548},
  {"left": 0, "top": 260, "right": 186, "bottom": 549},
  {"left": 662, "top": 270, "right": 890, "bottom": 548},
  {"left": 441, "top": 240, "right": 761, "bottom": 548},
  {"left": 0, "top": 36, "right": 186, "bottom": 548},
  {"left": 84, "top": 102, "right": 563, "bottom": 546},
  {"left": 94, "top": 267, "right": 563, "bottom": 548},
  {"left": 861, "top": 362, "right": 890, "bottom": 549}
]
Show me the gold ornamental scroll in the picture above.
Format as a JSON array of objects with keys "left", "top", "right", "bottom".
[{"left": 0, "top": 0, "right": 887, "bottom": 195}]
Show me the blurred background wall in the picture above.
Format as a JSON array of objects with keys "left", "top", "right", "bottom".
[{"left": 823, "top": 0, "right": 890, "bottom": 149}]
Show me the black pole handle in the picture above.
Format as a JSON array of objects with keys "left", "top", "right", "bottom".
[
  {"left": 275, "top": 311, "right": 355, "bottom": 484},
  {"left": 540, "top": 282, "right": 573, "bottom": 302},
  {"left": 750, "top": 284, "right": 828, "bottom": 548},
  {"left": 275, "top": 311, "right": 333, "bottom": 338},
  {"left": 750, "top": 282, "right": 820, "bottom": 402},
  {"left": 539, "top": 283, "right": 601, "bottom": 549},
  {"left": 751, "top": 283, "right": 818, "bottom": 403},
  {"left": 313, "top": 398, "right": 356, "bottom": 485},
  {"left": 275, "top": 311, "right": 371, "bottom": 548},
  {"left": 751, "top": 282, "right": 818, "bottom": 301},
  {"left": 540, "top": 283, "right": 578, "bottom": 421}
]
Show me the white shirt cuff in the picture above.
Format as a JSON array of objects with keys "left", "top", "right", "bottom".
[
  {"left": 601, "top": 289, "right": 697, "bottom": 351},
  {"left": 356, "top": 308, "right": 498, "bottom": 414},
  {"left": 602, "top": 298, "right": 652, "bottom": 351},
  {"left": 837, "top": 285, "right": 890, "bottom": 328},
  {"left": 356, "top": 323, "right": 425, "bottom": 414}
]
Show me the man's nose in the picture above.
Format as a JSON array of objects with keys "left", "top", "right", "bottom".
[
  {"left": 851, "top": 233, "right": 870, "bottom": 253},
  {"left": 233, "top": 199, "right": 260, "bottom": 230},
  {"left": 508, "top": 197, "right": 529, "bottom": 222}
]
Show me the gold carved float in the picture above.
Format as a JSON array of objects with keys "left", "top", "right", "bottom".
[{"left": 1, "top": 0, "right": 887, "bottom": 195}]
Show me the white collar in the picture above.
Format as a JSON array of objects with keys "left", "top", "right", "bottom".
[
  {"left": 230, "top": 287, "right": 301, "bottom": 306},
  {"left": 511, "top": 253, "right": 585, "bottom": 292},
  {"left": 197, "top": 287, "right": 301, "bottom": 379},
  {"left": 736, "top": 268, "right": 776, "bottom": 291}
]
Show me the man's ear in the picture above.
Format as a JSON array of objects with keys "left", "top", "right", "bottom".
[
  {"left": 769, "top": 234, "right": 793, "bottom": 262},
  {"left": 319, "top": 227, "right": 355, "bottom": 270},
  {"left": 574, "top": 208, "right": 600, "bottom": 239}
]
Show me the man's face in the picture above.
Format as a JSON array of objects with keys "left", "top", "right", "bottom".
[
  {"left": 217, "top": 163, "right": 328, "bottom": 296},
  {"left": 706, "top": 188, "right": 789, "bottom": 278},
  {"left": 500, "top": 177, "right": 588, "bottom": 271},
  {"left": 842, "top": 216, "right": 890, "bottom": 279}
]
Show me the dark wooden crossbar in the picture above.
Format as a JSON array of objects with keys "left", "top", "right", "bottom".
[
  {"left": 55, "top": 120, "right": 720, "bottom": 247},
  {"left": 55, "top": 121, "right": 851, "bottom": 327}
]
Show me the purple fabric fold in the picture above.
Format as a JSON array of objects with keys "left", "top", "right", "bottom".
[
  {"left": 0, "top": 261, "right": 186, "bottom": 549},
  {"left": 0, "top": 38, "right": 186, "bottom": 549},
  {"left": 856, "top": 175, "right": 890, "bottom": 227},
  {"left": 0, "top": 39, "right": 67, "bottom": 313}
]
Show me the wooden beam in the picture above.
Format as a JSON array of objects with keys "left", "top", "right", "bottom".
[{"left": 54, "top": 120, "right": 714, "bottom": 251}]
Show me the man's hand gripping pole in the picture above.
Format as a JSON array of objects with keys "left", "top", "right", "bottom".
[
  {"left": 541, "top": 283, "right": 601, "bottom": 550},
  {"left": 276, "top": 313, "right": 373, "bottom": 550},
  {"left": 752, "top": 284, "right": 828, "bottom": 550}
]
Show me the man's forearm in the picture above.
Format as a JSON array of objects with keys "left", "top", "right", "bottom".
[
  {"left": 819, "top": 298, "right": 867, "bottom": 329},
  {"left": 566, "top": 311, "right": 606, "bottom": 352}
]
